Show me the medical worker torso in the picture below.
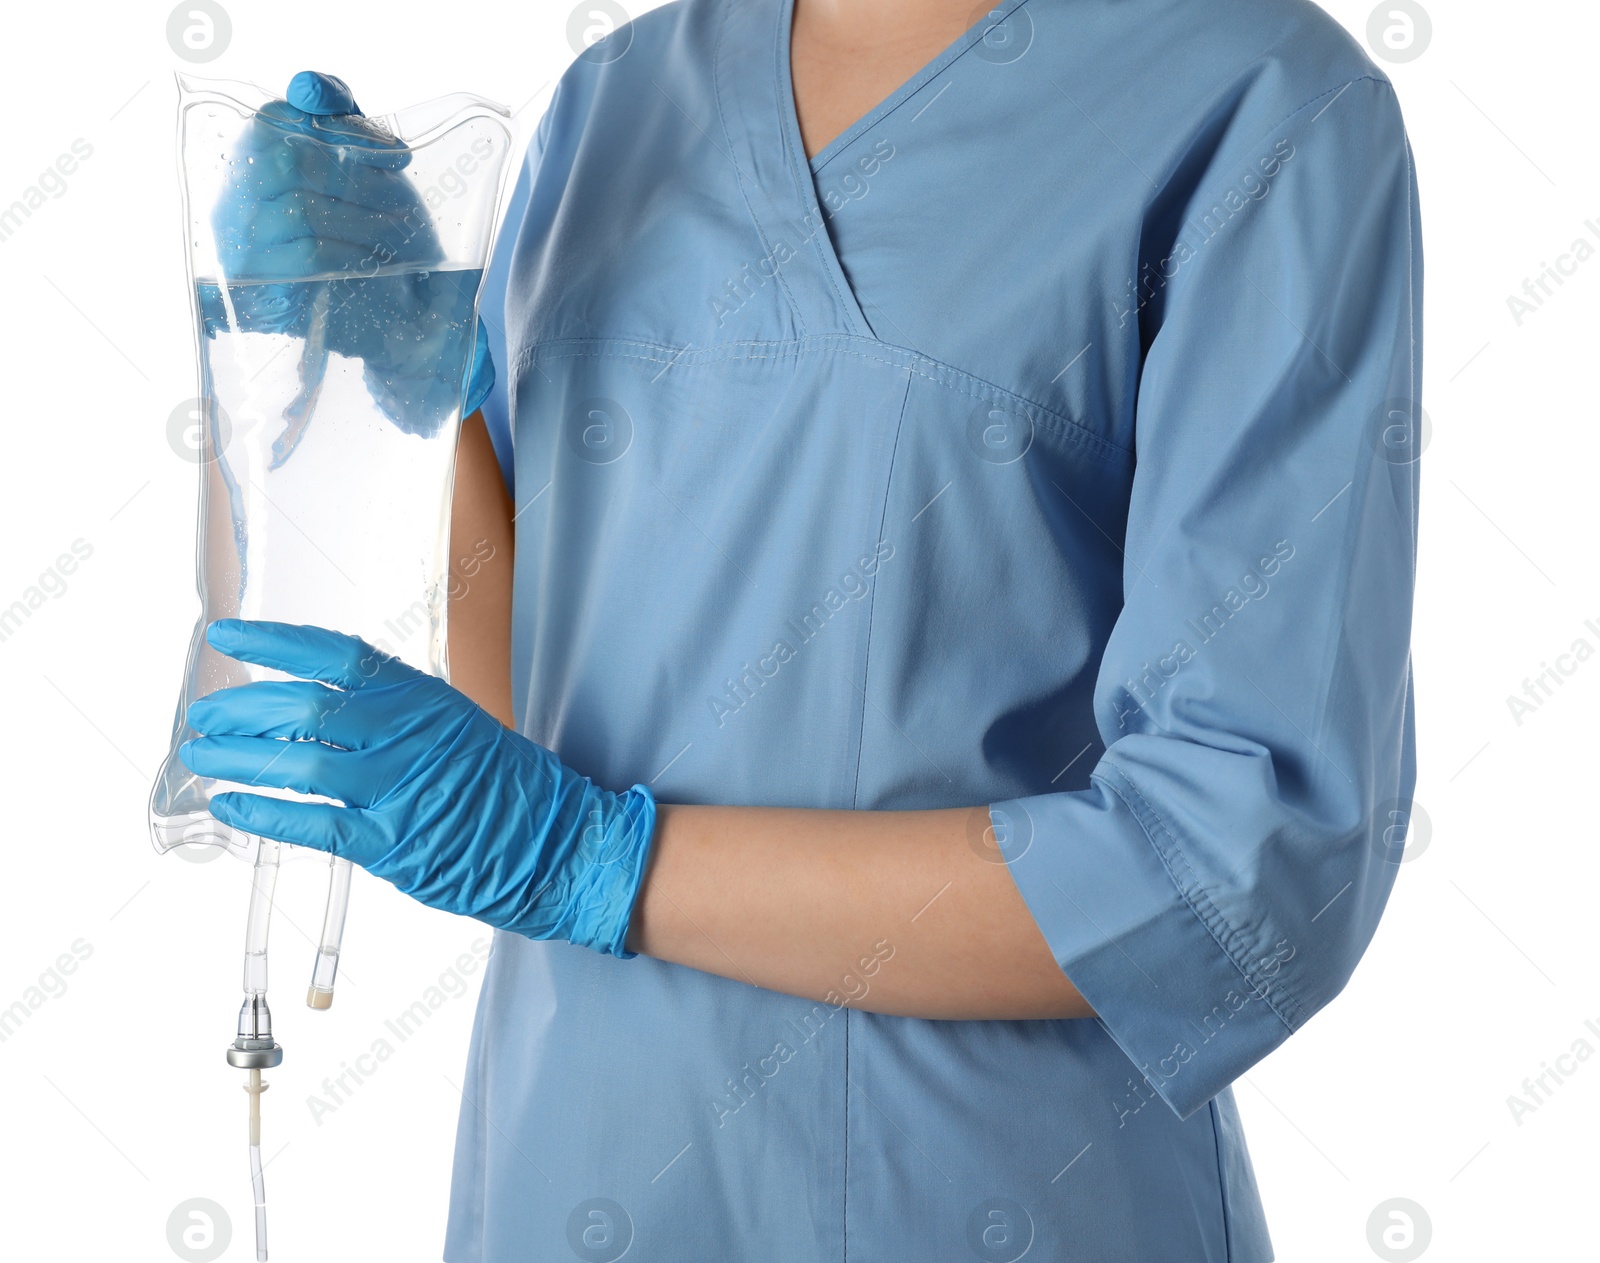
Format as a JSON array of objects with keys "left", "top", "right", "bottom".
[{"left": 447, "top": 0, "right": 1422, "bottom": 1258}]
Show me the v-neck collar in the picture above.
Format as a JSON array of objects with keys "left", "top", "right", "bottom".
[
  {"left": 713, "top": 0, "right": 1034, "bottom": 340},
  {"left": 778, "top": 0, "right": 1035, "bottom": 175}
]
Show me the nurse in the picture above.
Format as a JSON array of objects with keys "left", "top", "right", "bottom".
[{"left": 183, "top": 0, "right": 1422, "bottom": 1257}]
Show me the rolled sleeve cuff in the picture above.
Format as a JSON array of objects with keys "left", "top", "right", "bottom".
[{"left": 991, "top": 763, "right": 1300, "bottom": 1120}]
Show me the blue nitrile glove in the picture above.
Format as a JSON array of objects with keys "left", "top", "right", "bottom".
[
  {"left": 205, "top": 71, "right": 495, "bottom": 446},
  {"left": 178, "top": 620, "right": 656, "bottom": 957}
]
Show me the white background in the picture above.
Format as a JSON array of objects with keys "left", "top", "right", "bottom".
[{"left": 0, "top": 1, "right": 1592, "bottom": 1260}]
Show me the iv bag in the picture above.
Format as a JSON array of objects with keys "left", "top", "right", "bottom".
[{"left": 150, "top": 77, "right": 511, "bottom": 863}]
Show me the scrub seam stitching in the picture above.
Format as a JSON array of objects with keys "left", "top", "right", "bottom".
[
  {"left": 1194, "top": 77, "right": 1399, "bottom": 189},
  {"left": 774, "top": 0, "right": 868, "bottom": 337},
  {"left": 512, "top": 336, "right": 1133, "bottom": 465},
  {"left": 710, "top": 0, "right": 811, "bottom": 336},
  {"left": 1096, "top": 764, "right": 1304, "bottom": 1034},
  {"left": 1207, "top": 1098, "right": 1237, "bottom": 1263},
  {"left": 842, "top": 1010, "right": 851, "bottom": 1263},
  {"left": 848, "top": 367, "right": 917, "bottom": 813},
  {"left": 1198, "top": 77, "right": 1394, "bottom": 194}
]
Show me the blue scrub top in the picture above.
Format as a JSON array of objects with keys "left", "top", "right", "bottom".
[{"left": 449, "top": 0, "right": 1422, "bottom": 1257}]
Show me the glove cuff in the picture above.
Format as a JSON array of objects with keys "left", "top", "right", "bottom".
[
  {"left": 562, "top": 782, "right": 659, "bottom": 959},
  {"left": 461, "top": 316, "right": 495, "bottom": 418}
]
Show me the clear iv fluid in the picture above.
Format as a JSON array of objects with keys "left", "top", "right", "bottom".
[
  {"left": 158, "top": 76, "right": 513, "bottom": 1263},
  {"left": 148, "top": 267, "right": 482, "bottom": 850},
  {"left": 193, "top": 268, "right": 482, "bottom": 603}
]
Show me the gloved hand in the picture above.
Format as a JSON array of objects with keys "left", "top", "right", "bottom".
[
  {"left": 214, "top": 71, "right": 438, "bottom": 280},
  {"left": 178, "top": 620, "right": 656, "bottom": 958},
  {"left": 204, "top": 70, "right": 495, "bottom": 454}
]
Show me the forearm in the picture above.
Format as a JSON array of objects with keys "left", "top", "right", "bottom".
[
  {"left": 447, "top": 411, "right": 516, "bottom": 727},
  {"left": 449, "top": 411, "right": 1083, "bottom": 1018},
  {"left": 626, "top": 803, "right": 1094, "bottom": 1021}
]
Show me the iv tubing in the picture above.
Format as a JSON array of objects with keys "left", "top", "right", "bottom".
[
  {"left": 247, "top": 1069, "right": 269, "bottom": 1261},
  {"left": 240, "top": 838, "right": 279, "bottom": 1261},
  {"left": 245, "top": 838, "right": 280, "bottom": 996},
  {"left": 309, "top": 855, "right": 351, "bottom": 1009}
]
